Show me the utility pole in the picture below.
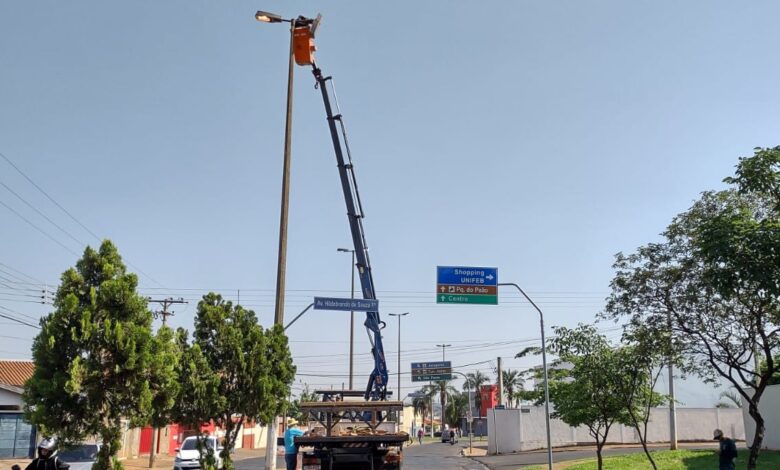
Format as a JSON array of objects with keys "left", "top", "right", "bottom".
[
  {"left": 145, "top": 297, "right": 186, "bottom": 468},
  {"left": 497, "top": 357, "right": 504, "bottom": 407},
  {"left": 147, "top": 298, "right": 186, "bottom": 327}
]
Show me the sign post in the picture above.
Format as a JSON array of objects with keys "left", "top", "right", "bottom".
[{"left": 436, "top": 266, "right": 498, "bottom": 304}]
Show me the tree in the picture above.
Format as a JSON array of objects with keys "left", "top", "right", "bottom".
[
  {"left": 610, "top": 329, "right": 669, "bottom": 470},
  {"left": 445, "top": 392, "right": 468, "bottom": 429},
  {"left": 147, "top": 326, "right": 181, "bottom": 468},
  {"left": 422, "top": 382, "right": 456, "bottom": 432},
  {"left": 411, "top": 389, "right": 430, "bottom": 432},
  {"left": 496, "top": 369, "right": 526, "bottom": 408},
  {"left": 604, "top": 147, "right": 780, "bottom": 469},
  {"left": 288, "top": 384, "right": 318, "bottom": 423},
  {"left": 24, "top": 241, "right": 155, "bottom": 470},
  {"left": 463, "top": 371, "right": 489, "bottom": 417},
  {"left": 546, "top": 325, "right": 629, "bottom": 470},
  {"left": 175, "top": 293, "right": 295, "bottom": 470}
]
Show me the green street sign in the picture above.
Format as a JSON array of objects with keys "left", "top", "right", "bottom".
[{"left": 436, "top": 266, "right": 498, "bottom": 305}]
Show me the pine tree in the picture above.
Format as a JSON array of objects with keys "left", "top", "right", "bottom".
[{"left": 24, "top": 241, "right": 155, "bottom": 470}]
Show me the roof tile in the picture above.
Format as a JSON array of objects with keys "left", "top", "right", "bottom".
[{"left": 0, "top": 360, "right": 34, "bottom": 387}]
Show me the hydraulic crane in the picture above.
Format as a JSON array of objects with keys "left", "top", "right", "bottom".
[{"left": 286, "top": 17, "right": 405, "bottom": 470}]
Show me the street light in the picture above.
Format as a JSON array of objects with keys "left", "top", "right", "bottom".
[
  {"left": 498, "top": 282, "right": 553, "bottom": 470},
  {"left": 337, "top": 247, "right": 356, "bottom": 389},
  {"left": 254, "top": 11, "right": 316, "bottom": 470},
  {"left": 388, "top": 313, "right": 409, "bottom": 397},
  {"left": 435, "top": 344, "right": 451, "bottom": 436}
]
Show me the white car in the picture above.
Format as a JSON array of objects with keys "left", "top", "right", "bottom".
[
  {"left": 173, "top": 436, "right": 224, "bottom": 470},
  {"left": 58, "top": 443, "right": 100, "bottom": 470}
]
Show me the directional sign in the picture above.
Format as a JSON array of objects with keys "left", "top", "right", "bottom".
[
  {"left": 313, "top": 297, "right": 379, "bottom": 312},
  {"left": 436, "top": 266, "right": 498, "bottom": 304},
  {"left": 411, "top": 361, "right": 452, "bottom": 382}
]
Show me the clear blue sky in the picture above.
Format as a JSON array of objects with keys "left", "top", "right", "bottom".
[{"left": 2, "top": 1, "right": 779, "bottom": 407}]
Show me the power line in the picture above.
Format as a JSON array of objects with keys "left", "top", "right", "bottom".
[
  {"left": 0, "top": 198, "right": 80, "bottom": 256},
  {"left": 0, "top": 312, "right": 39, "bottom": 328},
  {"left": 0, "top": 152, "right": 164, "bottom": 287},
  {"left": 0, "top": 179, "right": 86, "bottom": 247},
  {"left": 0, "top": 262, "right": 44, "bottom": 284}
]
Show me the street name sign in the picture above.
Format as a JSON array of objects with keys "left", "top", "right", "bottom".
[
  {"left": 411, "top": 361, "right": 452, "bottom": 382},
  {"left": 436, "top": 266, "right": 498, "bottom": 304},
  {"left": 313, "top": 297, "right": 379, "bottom": 312}
]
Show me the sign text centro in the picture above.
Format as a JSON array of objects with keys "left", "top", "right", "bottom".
[
  {"left": 313, "top": 297, "right": 379, "bottom": 312},
  {"left": 436, "top": 266, "right": 498, "bottom": 305}
]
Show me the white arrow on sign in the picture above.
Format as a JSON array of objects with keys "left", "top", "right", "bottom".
[{"left": 486, "top": 274, "right": 494, "bottom": 280}]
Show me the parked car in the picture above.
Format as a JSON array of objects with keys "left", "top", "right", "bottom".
[
  {"left": 173, "top": 436, "right": 224, "bottom": 470},
  {"left": 58, "top": 443, "right": 100, "bottom": 470}
]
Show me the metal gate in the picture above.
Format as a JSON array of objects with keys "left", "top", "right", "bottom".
[{"left": 0, "top": 413, "right": 36, "bottom": 458}]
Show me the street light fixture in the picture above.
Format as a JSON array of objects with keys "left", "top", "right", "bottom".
[
  {"left": 337, "top": 247, "right": 357, "bottom": 389},
  {"left": 388, "top": 312, "right": 410, "bottom": 398},
  {"left": 254, "top": 11, "right": 317, "bottom": 469},
  {"left": 254, "top": 10, "right": 283, "bottom": 23}
]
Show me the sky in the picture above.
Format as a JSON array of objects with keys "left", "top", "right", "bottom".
[{"left": 2, "top": 1, "right": 780, "bottom": 408}]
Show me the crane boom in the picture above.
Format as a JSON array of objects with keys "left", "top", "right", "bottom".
[{"left": 311, "top": 64, "right": 389, "bottom": 401}]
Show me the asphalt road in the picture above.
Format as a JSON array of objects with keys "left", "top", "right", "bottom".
[{"left": 231, "top": 441, "right": 489, "bottom": 469}]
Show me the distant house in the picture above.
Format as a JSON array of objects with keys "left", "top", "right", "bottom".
[{"left": 0, "top": 360, "right": 37, "bottom": 458}]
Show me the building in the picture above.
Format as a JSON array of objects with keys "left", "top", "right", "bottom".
[{"left": 0, "top": 360, "right": 36, "bottom": 458}]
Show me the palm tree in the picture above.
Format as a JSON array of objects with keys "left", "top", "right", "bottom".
[
  {"left": 411, "top": 389, "right": 430, "bottom": 429},
  {"left": 497, "top": 369, "right": 526, "bottom": 407},
  {"left": 423, "top": 381, "right": 456, "bottom": 432},
  {"left": 463, "top": 371, "right": 489, "bottom": 417},
  {"left": 445, "top": 392, "right": 469, "bottom": 429}
]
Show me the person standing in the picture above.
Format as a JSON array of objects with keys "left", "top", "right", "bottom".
[
  {"left": 417, "top": 427, "right": 424, "bottom": 445},
  {"left": 284, "top": 419, "right": 306, "bottom": 470},
  {"left": 713, "top": 428, "right": 738, "bottom": 470}
]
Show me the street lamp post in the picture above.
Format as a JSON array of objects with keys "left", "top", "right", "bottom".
[
  {"left": 498, "top": 282, "right": 553, "bottom": 470},
  {"left": 254, "top": 11, "right": 316, "bottom": 470},
  {"left": 337, "top": 248, "right": 356, "bottom": 389},
  {"left": 435, "top": 344, "right": 451, "bottom": 436},
  {"left": 388, "top": 313, "right": 409, "bottom": 398}
]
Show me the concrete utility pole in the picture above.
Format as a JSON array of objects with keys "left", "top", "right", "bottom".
[
  {"left": 497, "top": 357, "right": 504, "bottom": 407},
  {"left": 147, "top": 297, "right": 186, "bottom": 327},
  {"left": 338, "top": 248, "right": 357, "bottom": 389},
  {"left": 146, "top": 297, "right": 186, "bottom": 468},
  {"left": 388, "top": 313, "right": 410, "bottom": 398}
]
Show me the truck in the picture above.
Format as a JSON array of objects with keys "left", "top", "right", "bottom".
[{"left": 285, "top": 16, "right": 408, "bottom": 470}]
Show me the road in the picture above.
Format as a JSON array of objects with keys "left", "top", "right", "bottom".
[
  {"left": 230, "top": 441, "right": 488, "bottom": 469},
  {"left": 404, "top": 441, "right": 488, "bottom": 469}
]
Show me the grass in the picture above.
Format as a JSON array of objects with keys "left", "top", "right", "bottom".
[{"left": 525, "top": 449, "right": 780, "bottom": 469}]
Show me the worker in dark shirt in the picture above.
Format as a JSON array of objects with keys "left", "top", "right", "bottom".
[
  {"left": 12, "top": 437, "right": 70, "bottom": 470},
  {"left": 714, "top": 428, "right": 738, "bottom": 470}
]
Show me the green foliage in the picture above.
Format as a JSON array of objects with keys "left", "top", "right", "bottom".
[
  {"left": 604, "top": 146, "right": 780, "bottom": 470},
  {"left": 288, "top": 384, "right": 318, "bottom": 423},
  {"left": 445, "top": 391, "right": 468, "bottom": 428},
  {"left": 495, "top": 369, "right": 527, "bottom": 408},
  {"left": 148, "top": 326, "right": 181, "bottom": 428},
  {"left": 173, "top": 293, "right": 295, "bottom": 470},
  {"left": 462, "top": 371, "right": 489, "bottom": 417},
  {"left": 23, "top": 241, "right": 155, "bottom": 470},
  {"left": 547, "top": 325, "right": 631, "bottom": 470}
]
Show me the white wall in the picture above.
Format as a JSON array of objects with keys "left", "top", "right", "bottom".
[
  {"left": 487, "top": 406, "right": 745, "bottom": 454},
  {"left": 742, "top": 384, "right": 780, "bottom": 450},
  {"left": 0, "top": 387, "right": 23, "bottom": 408}
]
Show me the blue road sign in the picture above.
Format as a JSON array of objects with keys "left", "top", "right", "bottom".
[
  {"left": 313, "top": 297, "right": 379, "bottom": 312},
  {"left": 437, "top": 266, "right": 497, "bottom": 286}
]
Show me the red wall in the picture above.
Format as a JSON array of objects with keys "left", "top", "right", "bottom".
[{"left": 480, "top": 384, "right": 498, "bottom": 417}]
